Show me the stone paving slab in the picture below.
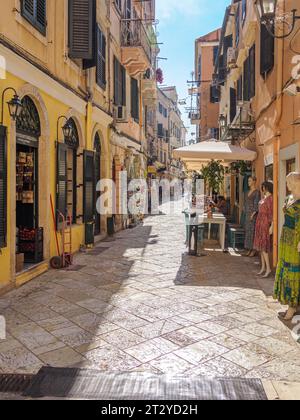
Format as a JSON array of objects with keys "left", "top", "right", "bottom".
[{"left": 0, "top": 202, "right": 299, "bottom": 384}]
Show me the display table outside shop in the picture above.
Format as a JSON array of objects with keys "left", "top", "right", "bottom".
[{"left": 185, "top": 210, "right": 226, "bottom": 251}]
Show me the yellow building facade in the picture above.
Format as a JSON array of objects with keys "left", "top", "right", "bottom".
[{"left": 0, "top": 0, "right": 156, "bottom": 292}]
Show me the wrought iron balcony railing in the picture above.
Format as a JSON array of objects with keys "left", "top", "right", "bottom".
[{"left": 121, "top": 19, "right": 152, "bottom": 64}]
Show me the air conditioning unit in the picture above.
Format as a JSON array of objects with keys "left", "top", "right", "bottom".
[
  {"left": 238, "top": 101, "right": 253, "bottom": 123},
  {"left": 227, "top": 47, "right": 238, "bottom": 68},
  {"left": 113, "top": 105, "right": 127, "bottom": 121}
]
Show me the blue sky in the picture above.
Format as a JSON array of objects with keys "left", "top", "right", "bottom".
[{"left": 156, "top": 0, "right": 230, "bottom": 140}]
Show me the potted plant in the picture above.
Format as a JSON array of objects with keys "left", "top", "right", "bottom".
[{"left": 201, "top": 160, "right": 225, "bottom": 195}]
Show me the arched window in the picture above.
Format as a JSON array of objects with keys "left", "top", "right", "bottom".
[{"left": 16, "top": 96, "right": 41, "bottom": 138}]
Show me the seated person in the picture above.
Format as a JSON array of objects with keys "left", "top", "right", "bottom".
[{"left": 214, "top": 195, "right": 228, "bottom": 215}]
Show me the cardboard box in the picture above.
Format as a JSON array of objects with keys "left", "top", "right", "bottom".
[{"left": 16, "top": 253, "right": 24, "bottom": 273}]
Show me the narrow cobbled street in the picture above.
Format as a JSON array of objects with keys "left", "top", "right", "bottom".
[{"left": 1, "top": 202, "right": 300, "bottom": 385}]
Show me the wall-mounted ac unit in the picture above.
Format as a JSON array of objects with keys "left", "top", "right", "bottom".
[
  {"left": 227, "top": 47, "right": 238, "bottom": 68},
  {"left": 237, "top": 101, "right": 253, "bottom": 123},
  {"left": 113, "top": 105, "right": 127, "bottom": 121}
]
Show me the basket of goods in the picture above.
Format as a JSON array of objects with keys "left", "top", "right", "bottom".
[
  {"left": 22, "top": 191, "right": 34, "bottom": 204},
  {"left": 19, "top": 228, "right": 36, "bottom": 241},
  {"left": 18, "top": 152, "right": 27, "bottom": 164}
]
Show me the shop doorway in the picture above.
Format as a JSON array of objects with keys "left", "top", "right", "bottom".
[
  {"left": 94, "top": 133, "right": 101, "bottom": 236},
  {"left": 16, "top": 96, "right": 43, "bottom": 271}
]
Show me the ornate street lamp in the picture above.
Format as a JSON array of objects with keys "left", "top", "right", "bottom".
[
  {"left": 57, "top": 116, "right": 73, "bottom": 142},
  {"left": 255, "top": 0, "right": 300, "bottom": 38},
  {"left": 1, "top": 87, "right": 23, "bottom": 125}
]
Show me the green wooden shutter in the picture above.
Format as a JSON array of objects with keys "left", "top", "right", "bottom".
[
  {"left": 114, "top": 57, "right": 119, "bottom": 105},
  {"left": 237, "top": 75, "right": 243, "bottom": 101},
  {"left": 131, "top": 78, "right": 139, "bottom": 122},
  {"left": 96, "top": 27, "right": 106, "bottom": 88},
  {"left": 260, "top": 23, "right": 274, "bottom": 75},
  {"left": 249, "top": 44, "right": 256, "bottom": 99},
  {"left": 243, "top": 56, "right": 250, "bottom": 101},
  {"left": 68, "top": 0, "right": 95, "bottom": 59},
  {"left": 22, "top": 0, "right": 47, "bottom": 35},
  {"left": 83, "top": 151, "right": 95, "bottom": 224},
  {"left": 121, "top": 66, "right": 126, "bottom": 106},
  {"left": 56, "top": 142, "right": 68, "bottom": 228},
  {"left": 0, "top": 126, "right": 7, "bottom": 248},
  {"left": 230, "top": 88, "right": 237, "bottom": 123}
]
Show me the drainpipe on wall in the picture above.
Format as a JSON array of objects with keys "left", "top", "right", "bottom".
[{"left": 273, "top": 26, "right": 285, "bottom": 267}]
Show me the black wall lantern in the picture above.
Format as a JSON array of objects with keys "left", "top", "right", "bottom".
[
  {"left": 1, "top": 87, "right": 23, "bottom": 125},
  {"left": 57, "top": 116, "right": 73, "bottom": 142},
  {"left": 255, "top": 0, "right": 300, "bottom": 38}
]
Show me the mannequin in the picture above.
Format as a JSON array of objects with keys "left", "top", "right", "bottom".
[
  {"left": 244, "top": 176, "right": 260, "bottom": 257},
  {"left": 253, "top": 182, "right": 274, "bottom": 278},
  {"left": 274, "top": 172, "right": 300, "bottom": 321}
]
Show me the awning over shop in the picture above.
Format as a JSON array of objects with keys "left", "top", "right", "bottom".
[{"left": 173, "top": 140, "right": 257, "bottom": 166}]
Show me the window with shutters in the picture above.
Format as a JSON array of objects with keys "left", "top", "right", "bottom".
[
  {"left": 96, "top": 27, "right": 106, "bottom": 89},
  {"left": 210, "top": 85, "right": 220, "bottom": 103},
  {"left": 230, "top": 88, "right": 237, "bottom": 123},
  {"left": 249, "top": 44, "right": 256, "bottom": 99},
  {"left": 0, "top": 126, "right": 7, "bottom": 248},
  {"left": 243, "top": 45, "right": 256, "bottom": 101},
  {"left": 114, "top": 57, "right": 126, "bottom": 106},
  {"left": 83, "top": 151, "right": 95, "bottom": 224},
  {"left": 237, "top": 75, "right": 243, "bottom": 101},
  {"left": 131, "top": 77, "right": 139, "bottom": 122},
  {"left": 157, "top": 123, "right": 164, "bottom": 138},
  {"left": 68, "top": 0, "right": 95, "bottom": 60},
  {"left": 242, "top": 0, "right": 247, "bottom": 24},
  {"left": 57, "top": 119, "right": 79, "bottom": 226},
  {"left": 235, "top": 4, "right": 240, "bottom": 47},
  {"left": 260, "top": 23, "right": 275, "bottom": 76},
  {"left": 21, "top": 0, "right": 47, "bottom": 35}
]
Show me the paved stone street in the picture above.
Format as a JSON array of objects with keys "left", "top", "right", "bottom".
[{"left": 0, "top": 203, "right": 300, "bottom": 382}]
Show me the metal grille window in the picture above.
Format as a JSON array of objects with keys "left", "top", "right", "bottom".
[
  {"left": 21, "top": 0, "right": 47, "bottom": 35},
  {"left": 96, "top": 26, "right": 106, "bottom": 89},
  {"left": 0, "top": 126, "right": 7, "bottom": 248}
]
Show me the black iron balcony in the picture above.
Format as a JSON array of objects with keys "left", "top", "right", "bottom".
[{"left": 121, "top": 19, "right": 152, "bottom": 76}]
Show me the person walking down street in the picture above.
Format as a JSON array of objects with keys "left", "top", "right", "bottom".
[
  {"left": 274, "top": 172, "right": 300, "bottom": 321},
  {"left": 254, "top": 182, "right": 274, "bottom": 278},
  {"left": 244, "top": 176, "right": 260, "bottom": 257}
]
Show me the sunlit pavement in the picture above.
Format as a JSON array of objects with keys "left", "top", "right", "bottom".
[{"left": 0, "top": 201, "right": 300, "bottom": 386}]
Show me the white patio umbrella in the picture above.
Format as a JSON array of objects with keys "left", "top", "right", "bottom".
[{"left": 173, "top": 140, "right": 257, "bottom": 168}]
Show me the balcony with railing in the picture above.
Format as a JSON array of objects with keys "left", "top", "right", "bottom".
[{"left": 121, "top": 19, "right": 152, "bottom": 77}]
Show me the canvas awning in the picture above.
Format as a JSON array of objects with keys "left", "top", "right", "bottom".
[{"left": 173, "top": 140, "right": 257, "bottom": 166}]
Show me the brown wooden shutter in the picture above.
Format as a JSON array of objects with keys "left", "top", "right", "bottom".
[
  {"left": 0, "top": 126, "right": 7, "bottom": 248},
  {"left": 56, "top": 142, "right": 68, "bottom": 228},
  {"left": 83, "top": 151, "right": 95, "bottom": 224},
  {"left": 260, "top": 23, "right": 274, "bottom": 75},
  {"left": 114, "top": 57, "right": 119, "bottom": 105},
  {"left": 69, "top": 0, "right": 95, "bottom": 59},
  {"left": 122, "top": 66, "right": 126, "bottom": 106}
]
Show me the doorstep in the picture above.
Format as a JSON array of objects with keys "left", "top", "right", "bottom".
[{"left": 16, "top": 261, "right": 49, "bottom": 288}]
